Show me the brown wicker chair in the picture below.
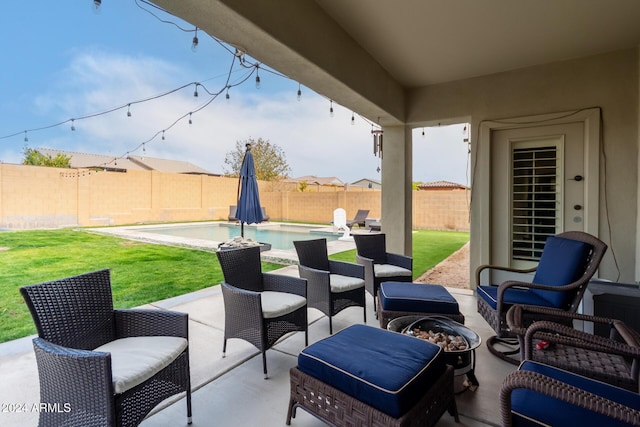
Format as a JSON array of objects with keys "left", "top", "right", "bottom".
[
  {"left": 216, "top": 246, "right": 308, "bottom": 378},
  {"left": 507, "top": 304, "right": 640, "bottom": 392},
  {"left": 20, "top": 269, "right": 192, "bottom": 427},
  {"left": 500, "top": 360, "right": 640, "bottom": 426},
  {"left": 353, "top": 233, "right": 412, "bottom": 313},
  {"left": 476, "top": 231, "right": 607, "bottom": 363},
  {"left": 293, "top": 238, "right": 365, "bottom": 334},
  {"left": 346, "top": 209, "right": 370, "bottom": 228}
]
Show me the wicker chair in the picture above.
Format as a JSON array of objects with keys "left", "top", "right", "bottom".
[
  {"left": 19, "top": 269, "right": 192, "bottom": 427},
  {"left": 500, "top": 360, "right": 640, "bottom": 426},
  {"left": 353, "top": 233, "right": 412, "bottom": 313},
  {"left": 216, "top": 246, "right": 308, "bottom": 378},
  {"left": 293, "top": 238, "right": 365, "bottom": 334},
  {"left": 507, "top": 304, "right": 640, "bottom": 392},
  {"left": 346, "top": 209, "right": 370, "bottom": 228},
  {"left": 476, "top": 231, "right": 607, "bottom": 363}
]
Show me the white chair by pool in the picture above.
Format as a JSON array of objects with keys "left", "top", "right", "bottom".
[{"left": 333, "top": 208, "right": 352, "bottom": 241}]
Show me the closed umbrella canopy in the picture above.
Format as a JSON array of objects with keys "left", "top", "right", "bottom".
[{"left": 235, "top": 144, "right": 263, "bottom": 237}]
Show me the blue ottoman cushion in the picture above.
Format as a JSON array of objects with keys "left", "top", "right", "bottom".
[
  {"left": 298, "top": 324, "right": 445, "bottom": 418},
  {"left": 380, "top": 282, "right": 460, "bottom": 315},
  {"left": 512, "top": 361, "right": 640, "bottom": 427}
]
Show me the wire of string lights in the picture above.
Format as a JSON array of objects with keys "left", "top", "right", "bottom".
[{"left": 1, "top": 0, "right": 380, "bottom": 168}]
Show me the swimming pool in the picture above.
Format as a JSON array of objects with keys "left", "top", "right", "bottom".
[{"left": 138, "top": 223, "right": 339, "bottom": 251}]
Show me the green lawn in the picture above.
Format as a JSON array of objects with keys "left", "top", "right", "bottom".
[
  {"left": 0, "top": 228, "right": 469, "bottom": 343},
  {"left": 329, "top": 230, "right": 470, "bottom": 281}
]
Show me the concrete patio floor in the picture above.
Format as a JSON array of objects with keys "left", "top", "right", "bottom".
[{"left": 0, "top": 263, "right": 515, "bottom": 426}]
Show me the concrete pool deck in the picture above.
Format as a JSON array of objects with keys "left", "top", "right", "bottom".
[{"left": 87, "top": 221, "right": 366, "bottom": 264}]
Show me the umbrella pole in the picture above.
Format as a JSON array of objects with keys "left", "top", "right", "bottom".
[{"left": 241, "top": 222, "right": 245, "bottom": 238}]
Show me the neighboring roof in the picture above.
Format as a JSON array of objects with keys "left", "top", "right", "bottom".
[
  {"left": 36, "top": 148, "right": 213, "bottom": 175},
  {"left": 284, "top": 175, "right": 345, "bottom": 186},
  {"left": 417, "top": 180, "right": 468, "bottom": 190},
  {"left": 351, "top": 178, "right": 381, "bottom": 186}
]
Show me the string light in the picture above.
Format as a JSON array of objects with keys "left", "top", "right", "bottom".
[
  {"left": 351, "top": 112, "right": 355, "bottom": 125},
  {"left": 297, "top": 83, "right": 302, "bottom": 101},
  {"left": 127, "top": 104, "right": 132, "bottom": 117},
  {"left": 191, "top": 27, "right": 199, "bottom": 52},
  {"left": 92, "top": 0, "right": 101, "bottom": 14},
  {"left": 70, "top": 119, "right": 76, "bottom": 131},
  {"left": 329, "top": 100, "right": 334, "bottom": 117},
  {"left": 422, "top": 128, "right": 425, "bottom": 137},
  {"left": 161, "top": 130, "right": 165, "bottom": 140},
  {"left": 193, "top": 83, "right": 199, "bottom": 98},
  {"left": 226, "top": 88, "right": 230, "bottom": 102},
  {"left": 255, "top": 67, "right": 261, "bottom": 89},
  {"left": 142, "top": 143, "right": 146, "bottom": 153},
  {"left": 188, "top": 112, "right": 193, "bottom": 125},
  {"left": 23, "top": 131, "right": 28, "bottom": 142}
]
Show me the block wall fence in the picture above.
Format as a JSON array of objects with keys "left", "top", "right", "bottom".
[{"left": 0, "top": 164, "right": 470, "bottom": 231}]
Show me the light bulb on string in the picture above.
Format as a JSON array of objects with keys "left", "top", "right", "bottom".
[
  {"left": 161, "top": 130, "right": 165, "bottom": 141},
  {"left": 92, "top": 0, "right": 101, "bottom": 14},
  {"left": 191, "top": 28, "right": 199, "bottom": 52},
  {"left": 127, "top": 104, "right": 132, "bottom": 117},
  {"left": 297, "top": 83, "right": 302, "bottom": 101},
  {"left": 421, "top": 128, "right": 425, "bottom": 137},
  {"left": 142, "top": 143, "right": 146, "bottom": 154},
  {"left": 71, "top": 119, "right": 76, "bottom": 131},
  {"left": 329, "top": 100, "right": 334, "bottom": 118},
  {"left": 226, "top": 88, "right": 230, "bottom": 102},
  {"left": 351, "top": 112, "right": 355, "bottom": 125},
  {"left": 23, "top": 131, "right": 28, "bottom": 142},
  {"left": 193, "top": 84, "right": 199, "bottom": 98},
  {"left": 189, "top": 113, "right": 193, "bottom": 125},
  {"left": 255, "top": 68, "right": 261, "bottom": 89}
]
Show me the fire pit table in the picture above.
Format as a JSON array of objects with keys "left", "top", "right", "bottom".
[{"left": 388, "top": 315, "right": 480, "bottom": 391}]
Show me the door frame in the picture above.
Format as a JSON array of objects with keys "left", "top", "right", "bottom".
[{"left": 475, "top": 108, "right": 601, "bottom": 267}]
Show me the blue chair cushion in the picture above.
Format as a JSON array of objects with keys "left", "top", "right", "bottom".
[
  {"left": 297, "top": 324, "right": 445, "bottom": 418},
  {"left": 511, "top": 361, "right": 640, "bottom": 427},
  {"left": 379, "top": 282, "right": 460, "bottom": 315},
  {"left": 531, "top": 236, "right": 592, "bottom": 307},
  {"left": 477, "top": 285, "right": 556, "bottom": 310}
]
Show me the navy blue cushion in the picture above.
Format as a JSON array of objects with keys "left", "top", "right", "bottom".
[
  {"left": 380, "top": 282, "right": 460, "bottom": 315},
  {"left": 298, "top": 324, "right": 445, "bottom": 418},
  {"left": 531, "top": 236, "right": 592, "bottom": 307},
  {"left": 477, "top": 285, "right": 556, "bottom": 310},
  {"left": 511, "top": 361, "right": 640, "bottom": 427}
]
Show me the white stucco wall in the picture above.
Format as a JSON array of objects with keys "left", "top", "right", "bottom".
[{"left": 406, "top": 48, "right": 639, "bottom": 284}]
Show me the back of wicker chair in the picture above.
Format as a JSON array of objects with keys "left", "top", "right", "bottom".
[
  {"left": 294, "top": 238, "right": 365, "bottom": 334},
  {"left": 20, "top": 269, "right": 192, "bottom": 427},
  {"left": 353, "top": 233, "right": 413, "bottom": 312},
  {"left": 216, "top": 246, "right": 308, "bottom": 378}
]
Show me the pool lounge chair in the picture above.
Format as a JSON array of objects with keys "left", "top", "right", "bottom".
[{"left": 346, "top": 209, "right": 369, "bottom": 228}]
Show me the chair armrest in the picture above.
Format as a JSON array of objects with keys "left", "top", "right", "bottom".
[
  {"left": 263, "top": 273, "right": 307, "bottom": 298},
  {"left": 496, "top": 280, "right": 578, "bottom": 312},
  {"left": 297, "top": 265, "right": 330, "bottom": 287},
  {"left": 499, "top": 370, "right": 640, "bottom": 427},
  {"left": 329, "top": 260, "right": 365, "bottom": 279},
  {"left": 33, "top": 338, "right": 115, "bottom": 425},
  {"left": 115, "top": 309, "right": 188, "bottom": 339},
  {"left": 475, "top": 264, "right": 538, "bottom": 287},
  {"left": 508, "top": 304, "right": 619, "bottom": 333},
  {"left": 386, "top": 253, "right": 412, "bottom": 271},
  {"left": 523, "top": 320, "right": 640, "bottom": 360}
]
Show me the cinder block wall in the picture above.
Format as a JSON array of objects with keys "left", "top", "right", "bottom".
[{"left": 0, "top": 164, "right": 469, "bottom": 231}]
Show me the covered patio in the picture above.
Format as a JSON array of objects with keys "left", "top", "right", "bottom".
[{"left": 0, "top": 266, "right": 513, "bottom": 426}]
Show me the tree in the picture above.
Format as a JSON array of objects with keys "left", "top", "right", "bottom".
[
  {"left": 224, "top": 137, "right": 291, "bottom": 181},
  {"left": 22, "top": 147, "right": 71, "bottom": 168}
]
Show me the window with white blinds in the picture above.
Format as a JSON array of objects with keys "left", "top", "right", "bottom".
[{"left": 511, "top": 145, "right": 559, "bottom": 262}]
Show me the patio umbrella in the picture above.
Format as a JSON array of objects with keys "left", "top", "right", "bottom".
[{"left": 235, "top": 143, "right": 263, "bottom": 237}]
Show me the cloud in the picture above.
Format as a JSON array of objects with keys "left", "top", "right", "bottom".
[{"left": 7, "top": 51, "right": 469, "bottom": 185}]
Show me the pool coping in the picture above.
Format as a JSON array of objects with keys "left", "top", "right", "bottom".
[{"left": 86, "top": 221, "right": 358, "bottom": 264}]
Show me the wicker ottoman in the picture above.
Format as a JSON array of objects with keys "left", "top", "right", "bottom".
[
  {"left": 287, "top": 324, "right": 458, "bottom": 427},
  {"left": 377, "top": 282, "right": 465, "bottom": 328}
]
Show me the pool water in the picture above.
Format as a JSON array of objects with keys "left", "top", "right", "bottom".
[{"left": 139, "top": 223, "right": 338, "bottom": 251}]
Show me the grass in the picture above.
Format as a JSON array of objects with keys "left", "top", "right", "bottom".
[
  {"left": 329, "top": 230, "right": 470, "bottom": 281},
  {"left": 0, "top": 228, "right": 469, "bottom": 344},
  {"left": 0, "top": 229, "right": 281, "bottom": 343}
]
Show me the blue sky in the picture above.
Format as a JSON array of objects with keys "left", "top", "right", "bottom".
[{"left": 0, "top": 1, "right": 469, "bottom": 184}]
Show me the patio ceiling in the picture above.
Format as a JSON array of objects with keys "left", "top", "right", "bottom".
[{"left": 152, "top": 0, "right": 640, "bottom": 125}]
